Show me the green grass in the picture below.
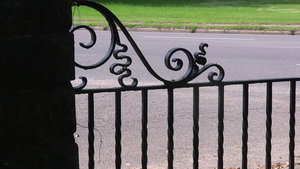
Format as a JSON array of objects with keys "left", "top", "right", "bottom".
[{"left": 72, "top": 0, "right": 300, "bottom": 31}]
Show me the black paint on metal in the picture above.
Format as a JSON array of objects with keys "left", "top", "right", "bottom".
[
  {"left": 218, "top": 85, "right": 225, "bottom": 169},
  {"left": 266, "top": 82, "right": 273, "bottom": 169},
  {"left": 88, "top": 93, "right": 95, "bottom": 169},
  {"left": 70, "top": 1, "right": 300, "bottom": 169},
  {"left": 76, "top": 79, "right": 300, "bottom": 169},
  {"left": 193, "top": 87, "right": 200, "bottom": 169},
  {"left": 115, "top": 91, "right": 122, "bottom": 169},
  {"left": 71, "top": 0, "right": 224, "bottom": 89},
  {"left": 167, "top": 88, "right": 174, "bottom": 169},
  {"left": 75, "top": 78, "right": 300, "bottom": 94},
  {"left": 289, "top": 81, "right": 296, "bottom": 169},
  {"left": 242, "top": 84, "right": 249, "bottom": 169},
  {"left": 142, "top": 90, "right": 148, "bottom": 169}
]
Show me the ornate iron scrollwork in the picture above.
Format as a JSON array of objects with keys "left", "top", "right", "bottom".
[{"left": 71, "top": 0, "right": 225, "bottom": 90}]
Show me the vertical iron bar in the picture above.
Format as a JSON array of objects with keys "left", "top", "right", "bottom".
[
  {"left": 242, "top": 84, "right": 249, "bottom": 169},
  {"left": 88, "top": 93, "right": 95, "bottom": 169},
  {"left": 167, "top": 88, "right": 174, "bottom": 169},
  {"left": 115, "top": 91, "right": 122, "bottom": 169},
  {"left": 193, "top": 87, "right": 200, "bottom": 169},
  {"left": 142, "top": 90, "right": 148, "bottom": 169},
  {"left": 289, "top": 81, "right": 296, "bottom": 169},
  {"left": 218, "top": 85, "right": 224, "bottom": 169},
  {"left": 266, "top": 82, "right": 272, "bottom": 169}
]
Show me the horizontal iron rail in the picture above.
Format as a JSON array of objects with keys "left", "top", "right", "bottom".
[{"left": 75, "top": 78, "right": 300, "bottom": 94}]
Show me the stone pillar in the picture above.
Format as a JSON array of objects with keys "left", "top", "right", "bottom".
[{"left": 0, "top": 0, "right": 78, "bottom": 169}]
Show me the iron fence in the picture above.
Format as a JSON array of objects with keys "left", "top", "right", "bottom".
[
  {"left": 75, "top": 79, "right": 299, "bottom": 169},
  {"left": 71, "top": 0, "right": 299, "bottom": 169}
]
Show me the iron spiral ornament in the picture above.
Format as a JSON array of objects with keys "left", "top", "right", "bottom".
[{"left": 71, "top": 0, "right": 225, "bottom": 90}]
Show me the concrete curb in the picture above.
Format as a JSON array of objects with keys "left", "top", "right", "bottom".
[{"left": 90, "top": 26, "right": 300, "bottom": 35}]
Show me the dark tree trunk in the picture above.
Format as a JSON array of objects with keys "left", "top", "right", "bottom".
[{"left": 0, "top": 0, "right": 78, "bottom": 169}]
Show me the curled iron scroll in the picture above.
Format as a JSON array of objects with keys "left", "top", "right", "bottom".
[{"left": 71, "top": 0, "right": 225, "bottom": 90}]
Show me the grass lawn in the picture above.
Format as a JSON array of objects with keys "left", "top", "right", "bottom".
[{"left": 72, "top": 0, "right": 300, "bottom": 32}]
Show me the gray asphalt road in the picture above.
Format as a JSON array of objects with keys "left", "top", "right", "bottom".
[{"left": 73, "top": 31, "right": 300, "bottom": 169}]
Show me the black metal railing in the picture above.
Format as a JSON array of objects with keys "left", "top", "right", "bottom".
[
  {"left": 71, "top": 1, "right": 298, "bottom": 169},
  {"left": 75, "top": 79, "right": 299, "bottom": 169}
]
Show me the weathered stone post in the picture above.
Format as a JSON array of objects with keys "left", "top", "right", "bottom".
[{"left": 0, "top": 0, "right": 79, "bottom": 169}]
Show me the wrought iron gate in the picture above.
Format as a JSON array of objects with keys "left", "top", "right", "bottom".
[{"left": 72, "top": 1, "right": 299, "bottom": 169}]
